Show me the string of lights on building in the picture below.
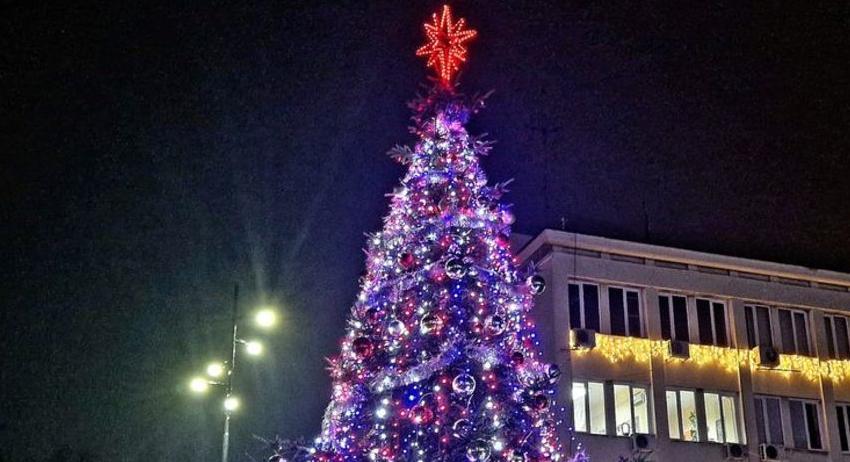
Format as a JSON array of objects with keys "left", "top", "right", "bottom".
[{"left": 571, "top": 331, "right": 850, "bottom": 383}]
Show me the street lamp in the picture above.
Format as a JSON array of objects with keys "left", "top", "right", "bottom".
[
  {"left": 206, "top": 362, "right": 226, "bottom": 378},
  {"left": 243, "top": 340, "right": 263, "bottom": 356},
  {"left": 254, "top": 308, "right": 277, "bottom": 328},
  {"left": 190, "top": 377, "right": 210, "bottom": 394},
  {"left": 223, "top": 396, "right": 240, "bottom": 412},
  {"left": 186, "top": 284, "right": 279, "bottom": 462}
]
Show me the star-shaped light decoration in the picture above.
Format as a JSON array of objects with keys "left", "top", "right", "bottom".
[{"left": 416, "top": 5, "right": 477, "bottom": 85}]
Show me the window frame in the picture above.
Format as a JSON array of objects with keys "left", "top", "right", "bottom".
[
  {"left": 824, "top": 314, "right": 850, "bottom": 359},
  {"left": 659, "top": 293, "right": 690, "bottom": 342},
  {"left": 777, "top": 308, "right": 811, "bottom": 356},
  {"left": 837, "top": 403, "right": 850, "bottom": 453},
  {"left": 568, "top": 282, "right": 601, "bottom": 332},
  {"left": 754, "top": 395, "right": 784, "bottom": 445},
  {"left": 703, "top": 391, "right": 741, "bottom": 444},
  {"left": 696, "top": 297, "right": 729, "bottom": 347},
  {"left": 608, "top": 285, "right": 644, "bottom": 338},
  {"left": 745, "top": 304, "right": 774, "bottom": 348},
  {"left": 571, "top": 380, "right": 607, "bottom": 435},
  {"left": 613, "top": 382, "right": 652, "bottom": 436},
  {"left": 788, "top": 398, "right": 823, "bottom": 450},
  {"left": 666, "top": 388, "right": 700, "bottom": 442}
]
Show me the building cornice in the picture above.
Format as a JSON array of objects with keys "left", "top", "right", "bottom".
[{"left": 517, "top": 229, "right": 850, "bottom": 291}]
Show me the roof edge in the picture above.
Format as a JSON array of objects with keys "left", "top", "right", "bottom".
[{"left": 517, "top": 229, "right": 850, "bottom": 288}]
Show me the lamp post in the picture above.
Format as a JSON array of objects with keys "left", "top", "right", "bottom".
[
  {"left": 222, "top": 283, "right": 238, "bottom": 462},
  {"left": 188, "top": 284, "right": 279, "bottom": 462}
]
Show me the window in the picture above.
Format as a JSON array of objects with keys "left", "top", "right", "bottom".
[
  {"left": 666, "top": 389, "right": 699, "bottom": 441},
  {"left": 837, "top": 404, "right": 850, "bottom": 452},
  {"left": 609, "top": 287, "right": 643, "bottom": 337},
  {"left": 745, "top": 305, "right": 773, "bottom": 348},
  {"left": 697, "top": 298, "right": 728, "bottom": 347},
  {"left": 614, "top": 384, "right": 651, "bottom": 435},
  {"left": 572, "top": 381, "right": 606, "bottom": 434},
  {"left": 777, "top": 309, "right": 810, "bottom": 356},
  {"left": 569, "top": 283, "right": 600, "bottom": 331},
  {"left": 703, "top": 392, "right": 740, "bottom": 443},
  {"left": 754, "top": 396, "right": 783, "bottom": 445},
  {"left": 659, "top": 294, "right": 689, "bottom": 342},
  {"left": 789, "top": 399, "right": 822, "bottom": 450},
  {"left": 825, "top": 315, "right": 850, "bottom": 359}
]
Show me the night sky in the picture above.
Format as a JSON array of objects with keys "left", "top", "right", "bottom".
[{"left": 2, "top": 1, "right": 849, "bottom": 460}]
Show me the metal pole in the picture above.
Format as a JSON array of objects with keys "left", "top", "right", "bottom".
[
  {"left": 222, "top": 413, "right": 231, "bottom": 462},
  {"left": 223, "top": 283, "right": 239, "bottom": 462}
]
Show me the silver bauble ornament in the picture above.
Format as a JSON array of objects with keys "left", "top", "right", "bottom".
[
  {"left": 444, "top": 257, "right": 468, "bottom": 280},
  {"left": 419, "top": 313, "right": 443, "bottom": 334},
  {"left": 507, "top": 450, "right": 527, "bottom": 462},
  {"left": 452, "top": 418, "right": 473, "bottom": 439},
  {"left": 452, "top": 373, "right": 476, "bottom": 395},
  {"left": 386, "top": 319, "right": 407, "bottom": 337},
  {"left": 528, "top": 275, "right": 546, "bottom": 295},
  {"left": 466, "top": 440, "right": 491, "bottom": 462},
  {"left": 484, "top": 315, "right": 506, "bottom": 336},
  {"left": 386, "top": 340, "right": 402, "bottom": 354},
  {"left": 547, "top": 363, "right": 562, "bottom": 383}
]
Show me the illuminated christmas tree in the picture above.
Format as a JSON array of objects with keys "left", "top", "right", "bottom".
[{"left": 306, "top": 6, "right": 571, "bottom": 462}]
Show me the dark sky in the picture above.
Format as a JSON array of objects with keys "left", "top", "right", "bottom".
[{"left": 2, "top": 1, "right": 848, "bottom": 460}]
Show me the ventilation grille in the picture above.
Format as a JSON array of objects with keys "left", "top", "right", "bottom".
[{"left": 654, "top": 260, "right": 689, "bottom": 270}]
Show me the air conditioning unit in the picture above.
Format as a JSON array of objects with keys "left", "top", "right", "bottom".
[
  {"left": 570, "top": 328, "right": 596, "bottom": 349},
  {"left": 756, "top": 345, "right": 780, "bottom": 368},
  {"left": 668, "top": 340, "right": 690, "bottom": 359},
  {"left": 725, "top": 443, "right": 746, "bottom": 460},
  {"left": 630, "top": 434, "right": 653, "bottom": 453},
  {"left": 758, "top": 443, "right": 781, "bottom": 461}
]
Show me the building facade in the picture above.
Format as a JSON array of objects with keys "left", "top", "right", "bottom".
[{"left": 517, "top": 230, "right": 850, "bottom": 462}]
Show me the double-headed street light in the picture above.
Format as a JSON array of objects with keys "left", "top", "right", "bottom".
[{"left": 188, "top": 285, "right": 279, "bottom": 462}]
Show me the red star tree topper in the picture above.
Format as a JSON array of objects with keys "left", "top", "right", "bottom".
[{"left": 416, "top": 4, "right": 477, "bottom": 84}]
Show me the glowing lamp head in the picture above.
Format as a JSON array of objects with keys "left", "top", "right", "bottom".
[
  {"left": 190, "top": 377, "right": 209, "bottom": 394},
  {"left": 254, "top": 308, "right": 277, "bottom": 328},
  {"left": 224, "top": 396, "right": 240, "bottom": 412},
  {"left": 245, "top": 340, "right": 263, "bottom": 356},
  {"left": 206, "top": 362, "right": 225, "bottom": 378}
]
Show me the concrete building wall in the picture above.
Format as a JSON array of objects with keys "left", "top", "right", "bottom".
[{"left": 517, "top": 230, "right": 850, "bottom": 462}]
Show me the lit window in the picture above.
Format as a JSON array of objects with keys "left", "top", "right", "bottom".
[
  {"left": 569, "top": 283, "right": 600, "bottom": 331},
  {"left": 666, "top": 389, "right": 699, "bottom": 441},
  {"left": 703, "top": 392, "right": 740, "bottom": 443},
  {"left": 789, "top": 399, "right": 822, "bottom": 450},
  {"left": 659, "top": 294, "right": 689, "bottom": 342},
  {"left": 836, "top": 404, "right": 850, "bottom": 452},
  {"left": 824, "top": 315, "right": 850, "bottom": 359},
  {"left": 614, "top": 384, "right": 651, "bottom": 435},
  {"left": 609, "top": 287, "right": 643, "bottom": 337},
  {"left": 777, "top": 308, "right": 810, "bottom": 356},
  {"left": 572, "top": 381, "right": 606, "bottom": 435},
  {"left": 754, "top": 396, "right": 783, "bottom": 445},
  {"left": 696, "top": 298, "right": 728, "bottom": 347},
  {"left": 745, "top": 305, "right": 773, "bottom": 348},
  {"left": 573, "top": 383, "right": 587, "bottom": 433},
  {"left": 666, "top": 391, "right": 680, "bottom": 440}
]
